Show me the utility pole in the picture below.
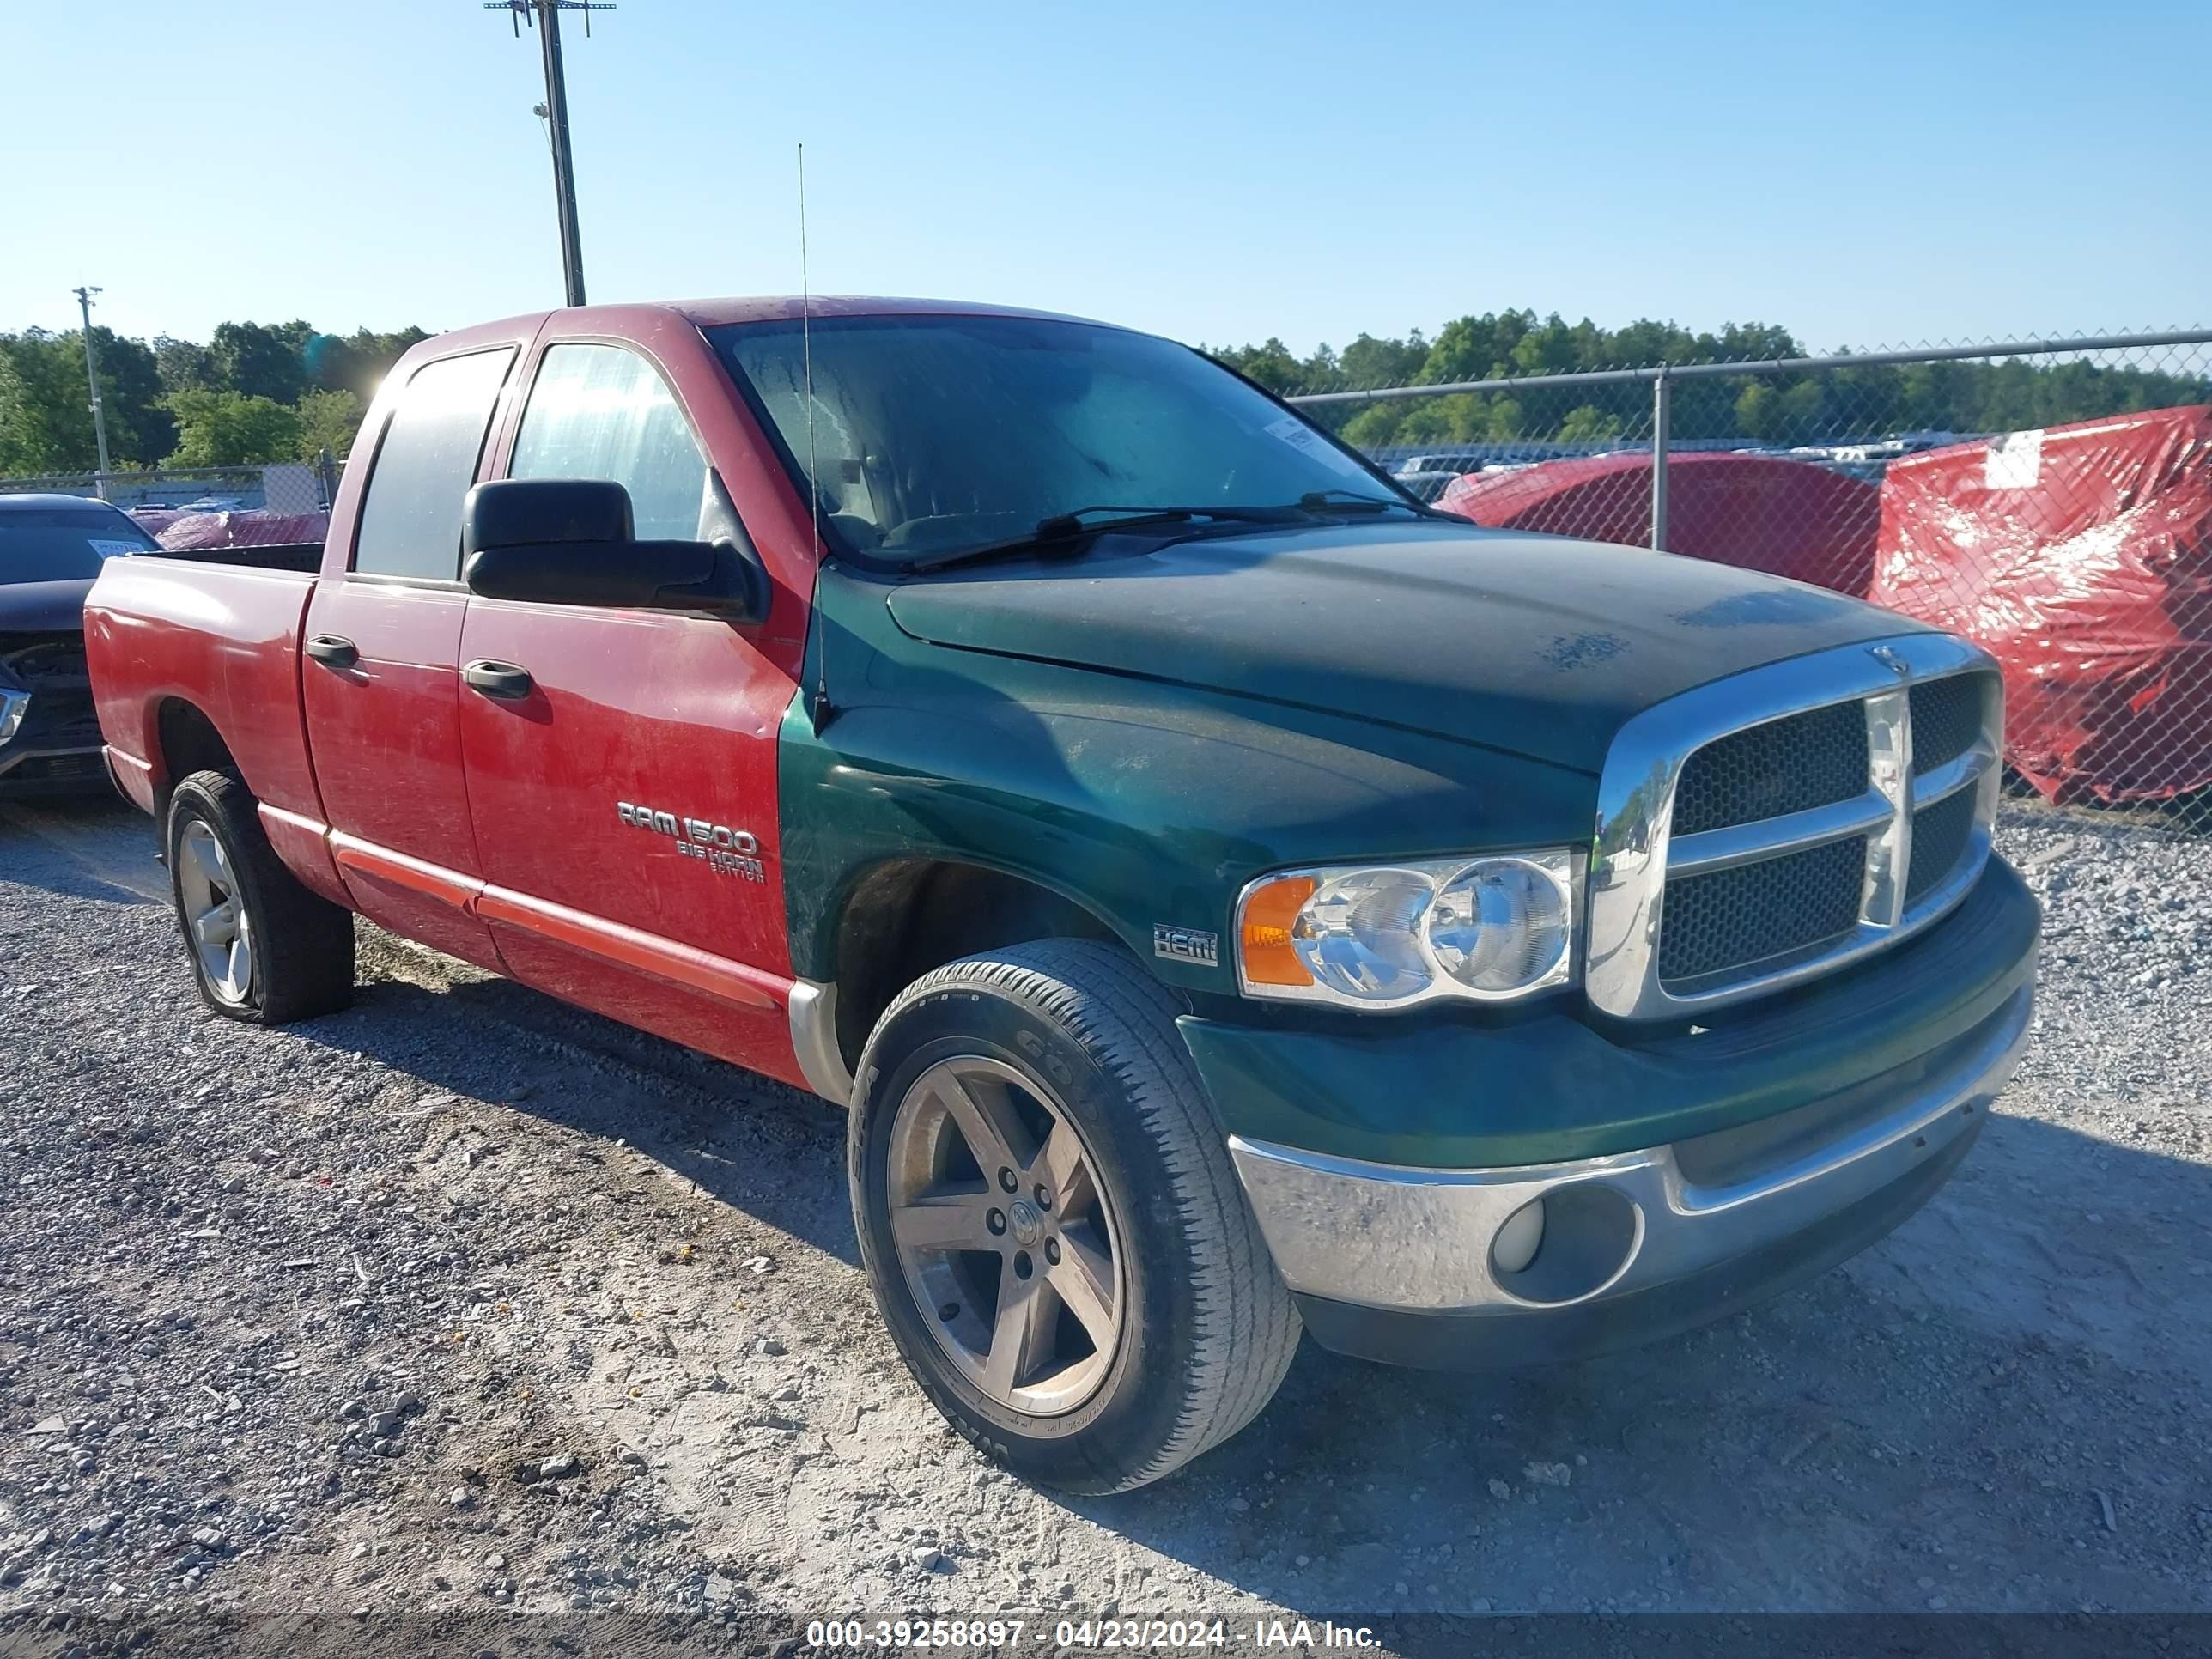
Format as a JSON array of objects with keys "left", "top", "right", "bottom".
[
  {"left": 72, "top": 285, "right": 112, "bottom": 492},
  {"left": 485, "top": 1, "right": 615, "bottom": 308}
]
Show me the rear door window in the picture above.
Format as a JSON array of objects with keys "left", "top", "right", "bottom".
[
  {"left": 507, "top": 344, "right": 710, "bottom": 542},
  {"left": 350, "top": 349, "right": 516, "bottom": 580}
]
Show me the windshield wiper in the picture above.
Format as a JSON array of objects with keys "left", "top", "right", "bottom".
[
  {"left": 1295, "top": 489, "right": 1446, "bottom": 519},
  {"left": 904, "top": 504, "right": 1305, "bottom": 574}
]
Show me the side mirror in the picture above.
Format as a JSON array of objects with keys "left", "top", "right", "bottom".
[{"left": 460, "top": 477, "right": 769, "bottom": 623}]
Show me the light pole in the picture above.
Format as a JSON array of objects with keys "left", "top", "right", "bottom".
[
  {"left": 72, "top": 285, "right": 112, "bottom": 492},
  {"left": 486, "top": 0, "right": 615, "bottom": 308}
]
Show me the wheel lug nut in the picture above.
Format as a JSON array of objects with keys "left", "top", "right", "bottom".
[
  {"left": 998, "top": 1167, "right": 1018, "bottom": 1193},
  {"left": 1044, "top": 1238, "right": 1061, "bottom": 1267},
  {"left": 987, "top": 1209, "right": 1007, "bottom": 1236},
  {"left": 1033, "top": 1183, "right": 1051, "bottom": 1210},
  {"left": 1012, "top": 1252, "right": 1033, "bottom": 1280}
]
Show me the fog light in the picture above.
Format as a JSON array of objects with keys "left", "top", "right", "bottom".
[{"left": 1492, "top": 1198, "right": 1546, "bottom": 1275}]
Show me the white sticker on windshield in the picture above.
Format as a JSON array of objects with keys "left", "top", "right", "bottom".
[
  {"left": 88, "top": 538, "right": 146, "bottom": 558},
  {"left": 1265, "top": 416, "right": 1370, "bottom": 478}
]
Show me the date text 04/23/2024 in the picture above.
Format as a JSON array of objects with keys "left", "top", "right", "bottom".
[{"left": 805, "top": 1620, "right": 1382, "bottom": 1650}]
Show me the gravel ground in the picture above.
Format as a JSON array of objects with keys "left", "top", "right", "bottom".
[{"left": 2, "top": 796, "right": 2209, "bottom": 1635}]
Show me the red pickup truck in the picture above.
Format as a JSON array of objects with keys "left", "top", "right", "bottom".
[{"left": 84, "top": 297, "right": 2037, "bottom": 1492}]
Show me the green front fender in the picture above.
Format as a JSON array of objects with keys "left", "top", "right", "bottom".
[{"left": 779, "top": 565, "right": 1596, "bottom": 999}]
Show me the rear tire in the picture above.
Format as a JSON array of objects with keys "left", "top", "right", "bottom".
[
  {"left": 850, "top": 939, "right": 1299, "bottom": 1493},
  {"left": 166, "top": 769, "right": 355, "bottom": 1024}
]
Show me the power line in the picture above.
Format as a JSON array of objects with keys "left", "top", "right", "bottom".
[{"left": 483, "top": 1, "right": 615, "bottom": 307}]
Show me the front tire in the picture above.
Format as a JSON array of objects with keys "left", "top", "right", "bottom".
[
  {"left": 850, "top": 939, "right": 1299, "bottom": 1493},
  {"left": 166, "top": 769, "right": 355, "bottom": 1024}
]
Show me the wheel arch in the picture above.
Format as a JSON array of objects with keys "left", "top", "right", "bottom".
[
  {"left": 146, "top": 696, "right": 348, "bottom": 906},
  {"left": 819, "top": 856, "right": 1132, "bottom": 1076},
  {"left": 151, "top": 697, "right": 241, "bottom": 819}
]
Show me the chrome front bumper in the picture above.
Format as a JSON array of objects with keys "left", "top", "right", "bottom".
[{"left": 1230, "top": 981, "right": 2032, "bottom": 1328}]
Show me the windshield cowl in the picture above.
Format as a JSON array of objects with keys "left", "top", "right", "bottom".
[{"left": 902, "top": 504, "right": 1322, "bottom": 575}]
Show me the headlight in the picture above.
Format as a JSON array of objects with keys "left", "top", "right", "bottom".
[
  {"left": 1236, "top": 850, "right": 1577, "bottom": 1009},
  {"left": 0, "top": 690, "right": 28, "bottom": 746}
]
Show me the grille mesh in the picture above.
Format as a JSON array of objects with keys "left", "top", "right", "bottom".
[
  {"left": 1910, "top": 675, "right": 1987, "bottom": 776},
  {"left": 2, "top": 640, "right": 88, "bottom": 683},
  {"left": 1906, "top": 786, "right": 1979, "bottom": 905},
  {"left": 2, "top": 639, "right": 97, "bottom": 750},
  {"left": 1658, "top": 836, "right": 1867, "bottom": 986},
  {"left": 1672, "top": 701, "right": 1869, "bottom": 836}
]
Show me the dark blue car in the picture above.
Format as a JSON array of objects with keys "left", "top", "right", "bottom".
[{"left": 0, "top": 494, "right": 159, "bottom": 797}]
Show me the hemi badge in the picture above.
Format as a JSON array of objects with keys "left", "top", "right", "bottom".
[{"left": 1153, "top": 925, "right": 1220, "bottom": 967}]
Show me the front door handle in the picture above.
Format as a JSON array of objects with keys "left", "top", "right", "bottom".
[
  {"left": 465, "top": 659, "right": 535, "bottom": 701},
  {"left": 305, "top": 634, "right": 358, "bottom": 670}
]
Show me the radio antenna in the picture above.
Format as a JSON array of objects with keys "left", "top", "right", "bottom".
[
  {"left": 800, "top": 143, "right": 818, "bottom": 557},
  {"left": 799, "top": 142, "right": 834, "bottom": 731}
]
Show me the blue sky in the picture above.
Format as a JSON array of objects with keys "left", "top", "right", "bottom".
[{"left": 7, "top": 0, "right": 2204, "bottom": 357}]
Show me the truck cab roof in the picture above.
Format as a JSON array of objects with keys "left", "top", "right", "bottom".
[{"left": 404, "top": 296, "right": 1127, "bottom": 356}]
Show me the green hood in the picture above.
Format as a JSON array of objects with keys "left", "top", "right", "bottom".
[{"left": 885, "top": 522, "right": 1926, "bottom": 775}]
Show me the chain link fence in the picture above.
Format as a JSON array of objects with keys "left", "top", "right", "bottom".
[
  {"left": 7, "top": 332, "right": 2205, "bottom": 828},
  {"left": 1291, "top": 330, "right": 2212, "bottom": 830},
  {"left": 0, "top": 458, "right": 339, "bottom": 516}
]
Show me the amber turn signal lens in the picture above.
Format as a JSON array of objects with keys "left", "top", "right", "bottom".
[{"left": 1239, "top": 875, "right": 1317, "bottom": 986}]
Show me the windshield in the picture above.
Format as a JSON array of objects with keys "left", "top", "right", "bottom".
[
  {"left": 0, "top": 505, "right": 158, "bottom": 583},
  {"left": 709, "top": 314, "right": 1404, "bottom": 567}
]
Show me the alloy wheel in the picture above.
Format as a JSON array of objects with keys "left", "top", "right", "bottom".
[
  {"left": 886, "top": 1054, "right": 1125, "bottom": 1416},
  {"left": 177, "top": 819, "right": 253, "bottom": 1006}
]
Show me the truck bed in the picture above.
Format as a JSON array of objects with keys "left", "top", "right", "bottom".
[{"left": 82, "top": 554, "right": 325, "bottom": 832}]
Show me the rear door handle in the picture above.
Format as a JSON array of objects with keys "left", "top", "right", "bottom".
[
  {"left": 305, "top": 634, "right": 358, "bottom": 670},
  {"left": 465, "top": 659, "right": 535, "bottom": 701}
]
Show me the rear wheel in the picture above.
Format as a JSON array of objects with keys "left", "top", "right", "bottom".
[
  {"left": 166, "top": 769, "right": 355, "bottom": 1024},
  {"left": 850, "top": 939, "right": 1299, "bottom": 1492}
]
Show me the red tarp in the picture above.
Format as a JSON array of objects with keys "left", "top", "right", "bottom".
[
  {"left": 1437, "top": 452, "right": 1881, "bottom": 595},
  {"left": 1870, "top": 405, "right": 2212, "bottom": 805},
  {"left": 127, "top": 509, "right": 185, "bottom": 540},
  {"left": 151, "top": 510, "right": 329, "bottom": 550}
]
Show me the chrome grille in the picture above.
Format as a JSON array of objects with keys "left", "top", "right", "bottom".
[
  {"left": 1905, "top": 786, "right": 1979, "bottom": 905},
  {"left": 1672, "top": 701, "right": 1869, "bottom": 835},
  {"left": 1587, "top": 636, "right": 2003, "bottom": 1020},
  {"left": 1910, "top": 676, "right": 1984, "bottom": 777},
  {"left": 1657, "top": 835, "right": 1867, "bottom": 987}
]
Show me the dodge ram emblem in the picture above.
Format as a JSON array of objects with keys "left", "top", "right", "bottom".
[{"left": 617, "top": 801, "right": 766, "bottom": 884}]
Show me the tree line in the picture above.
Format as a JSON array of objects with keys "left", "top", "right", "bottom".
[
  {"left": 3, "top": 307, "right": 2203, "bottom": 475},
  {"left": 1204, "top": 311, "right": 2211, "bottom": 449},
  {"left": 0, "top": 320, "right": 428, "bottom": 475}
]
